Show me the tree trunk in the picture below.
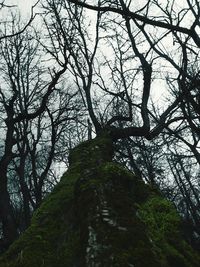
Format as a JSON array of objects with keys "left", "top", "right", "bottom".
[
  {"left": 0, "top": 189, "right": 18, "bottom": 252},
  {"left": 0, "top": 135, "right": 199, "bottom": 267},
  {"left": 0, "top": 116, "right": 18, "bottom": 250}
]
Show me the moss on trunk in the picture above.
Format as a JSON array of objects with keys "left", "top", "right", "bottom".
[{"left": 0, "top": 136, "right": 199, "bottom": 267}]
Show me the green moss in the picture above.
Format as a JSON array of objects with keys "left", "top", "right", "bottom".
[
  {"left": 138, "top": 196, "right": 200, "bottom": 267},
  {"left": 0, "top": 135, "right": 199, "bottom": 267},
  {"left": 0, "top": 164, "right": 81, "bottom": 267},
  {"left": 73, "top": 160, "right": 161, "bottom": 266},
  {"left": 68, "top": 135, "right": 113, "bottom": 167}
]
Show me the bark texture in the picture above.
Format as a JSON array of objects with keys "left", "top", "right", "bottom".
[{"left": 0, "top": 136, "right": 199, "bottom": 267}]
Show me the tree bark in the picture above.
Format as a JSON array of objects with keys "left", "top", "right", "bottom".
[{"left": 0, "top": 135, "right": 199, "bottom": 266}]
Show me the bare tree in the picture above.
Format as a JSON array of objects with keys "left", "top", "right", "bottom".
[
  {"left": 0, "top": 14, "right": 73, "bottom": 249},
  {"left": 40, "top": 0, "right": 200, "bottom": 249}
]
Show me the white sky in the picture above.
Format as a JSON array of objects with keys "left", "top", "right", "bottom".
[
  {"left": 17, "top": 0, "right": 37, "bottom": 14},
  {"left": 8, "top": 0, "right": 37, "bottom": 16}
]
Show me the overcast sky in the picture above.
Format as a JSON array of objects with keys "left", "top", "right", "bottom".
[{"left": 14, "top": 0, "right": 37, "bottom": 16}]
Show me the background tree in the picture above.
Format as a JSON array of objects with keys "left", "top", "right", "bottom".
[{"left": 0, "top": 12, "right": 80, "bottom": 250}]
